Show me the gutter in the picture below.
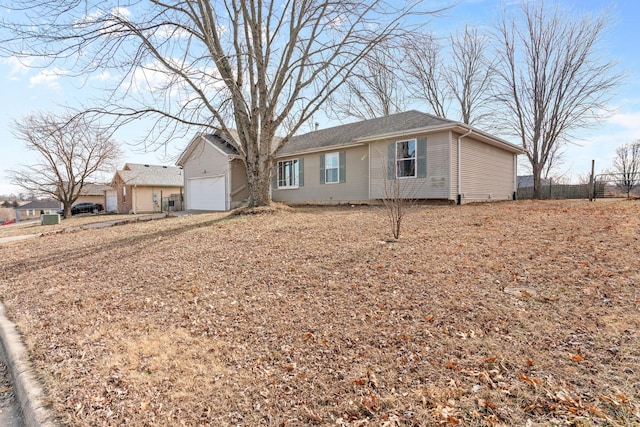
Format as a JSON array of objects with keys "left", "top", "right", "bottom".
[{"left": 457, "top": 128, "right": 473, "bottom": 205}]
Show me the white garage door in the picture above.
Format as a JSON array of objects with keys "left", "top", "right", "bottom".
[{"left": 187, "top": 176, "right": 226, "bottom": 211}]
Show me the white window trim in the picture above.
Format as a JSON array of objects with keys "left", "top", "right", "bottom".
[
  {"left": 396, "top": 139, "right": 417, "bottom": 179},
  {"left": 277, "top": 158, "right": 299, "bottom": 189},
  {"left": 325, "top": 152, "right": 340, "bottom": 184}
]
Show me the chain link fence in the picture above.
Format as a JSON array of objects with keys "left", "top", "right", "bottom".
[
  {"left": 161, "top": 193, "right": 184, "bottom": 212},
  {"left": 517, "top": 173, "right": 640, "bottom": 200},
  {"left": 517, "top": 182, "right": 591, "bottom": 200},
  {"left": 593, "top": 173, "right": 640, "bottom": 199}
]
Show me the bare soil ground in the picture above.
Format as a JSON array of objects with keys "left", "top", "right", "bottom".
[{"left": 0, "top": 200, "right": 638, "bottom": 426}]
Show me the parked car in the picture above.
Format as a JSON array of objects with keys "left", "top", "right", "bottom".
[
  {"left": 1, "top": 220, "right": 14, "bottom": 226},
  {"left": 59, "top": 202, "right": 104, "bottom": 217}
]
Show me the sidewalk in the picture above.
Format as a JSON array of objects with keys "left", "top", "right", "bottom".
[{"left": 0, "top": 212, "right": 172, "bottom": 245}]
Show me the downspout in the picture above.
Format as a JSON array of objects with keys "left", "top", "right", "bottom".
[
  {"left": 132, "top": 185, "right": 137, "bottom": 214},
  {"left": 457, "top": 128, "right": 473, "bottom": 205}
]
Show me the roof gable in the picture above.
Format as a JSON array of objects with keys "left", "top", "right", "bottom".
[
  {"left": 176, "top": 130, "right": 240, "bottom": 166},
  {"left": 79, "top": 183, "right": 113, "bottom": 196}
]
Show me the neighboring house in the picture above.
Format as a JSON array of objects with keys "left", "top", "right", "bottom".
[
  {"left": 517, "top": 175, "right": 551, "bottom": 188},
  {"left": 75, "top": 183, "right": 113, "bottom": 207},
  {"left": 15, "top": 199, "right": 60, "bottom": 221},
  {"left": 177, "top": 110, "right": 524, "bottom": 210},
  {"left": 111, "top": 163, "right": 184, "bottom": 214}
]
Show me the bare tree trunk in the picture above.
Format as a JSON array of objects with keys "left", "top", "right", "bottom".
[
  {"left": 245, "top": 156, "right": 273, "bottom": 208},
  {"left": 532, "top": 164, "right": 543, "bottom": 200}
]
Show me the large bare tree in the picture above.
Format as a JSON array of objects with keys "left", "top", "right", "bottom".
[
  {"left": 325, "top": 44, "right": 409, "bottom": 122},
  {"left": 493, "top": 1, "right": 621, "bottom": 198},
  {"left": 1, "top": 0, "right": 434, "bottom": 207},
  {"left": 611, "top": 141, "right": 640, "bottom": 198},
  {"left": 444, "top": 25, "right": 496, "bottom": 127},
  {"left": 403, "top": 32, "right": 449, "bottom": 119},
  {"left": 403, "top": 25, "right": 495, "bottom": 126},
  {"left": 7, "top": 112, "right": 121, "bottom": 217}
]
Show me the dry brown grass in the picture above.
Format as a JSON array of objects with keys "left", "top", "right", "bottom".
[
  {"left": 0, "top": 199, "right": 639, "bottom": 426},
  {"left": 0, "top": 213, "right": 150, "bottom": 238}
]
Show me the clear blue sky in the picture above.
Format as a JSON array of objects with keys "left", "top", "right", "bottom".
[{"left": 1, "top": 0, "right": 639, "bottom": 195}]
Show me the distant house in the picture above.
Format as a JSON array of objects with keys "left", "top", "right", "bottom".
[
  {"left": 110, "top": 163, "right": 184, "bottom": 214},
  {"left": 15, "top": 199, "right": 60, "bottom": 221},
  {"left": 75, "top": 183, "right": 113, "bottom": 208},
  {"left": 517, "top": 175, "right": 551, "bottom": 188},
  {"left": 177, "top": 110, "right": 524, "bottom": 210}
]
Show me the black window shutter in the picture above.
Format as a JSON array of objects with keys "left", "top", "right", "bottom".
[
  {"left": 319, "top": 154, "right": 325, "bottom": 184},
  {"left": 417, "top": 137, "right": 427, "bottom": 178},
  {"left": 339, "top": 151, "right": 346, "bottom": 183},
  {"left": 387, "top": 142, "right": 395, "bottom": 179},
  {"left": 298, "top": 158, "right": 304, "bottom": 187}
]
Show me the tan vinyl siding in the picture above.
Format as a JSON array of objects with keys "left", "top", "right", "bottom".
[
  {"left": 273, "top": 145, "right": 369, "bottom": 204},
  {"left": 132, "top": 186, "right": 183, "bottom": 213},
  {"left": 370, "top": 131, "right": 452, "bottom": 200},
  {"left": 459, "top": 136, "right": 516, "bottom": 202}
]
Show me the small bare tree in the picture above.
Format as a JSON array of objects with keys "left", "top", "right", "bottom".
[
  {"left": 611, "top": 141, "right": 640, "bottom": 198},
  {"left": 493, "top": 1, "right": 621, "bottom": 199},
  {"left": 379, "top": 146, "right": 419, "bottom": 240},
  {"left": 7, "top": 112, "right": 121, "bottom": 217}
]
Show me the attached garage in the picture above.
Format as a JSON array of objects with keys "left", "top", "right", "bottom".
[
  {"left": 177, "top": 132, "right": 249, "bottom": 211},
  {"left": 105, "top": 190, "right": 118, "bottom": 213},
  {"left": 186, "top": 176, "right": 226, "bottom": 211}
]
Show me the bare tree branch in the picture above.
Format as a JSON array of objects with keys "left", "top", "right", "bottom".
[
  {"left": 610, "top": 141, "right": 640, "bottom": 197},
  {"left": 325, "top": 42, "right": 409, "bottom": 122},
  {"left": 1, "top": 0, "right": 439, "bottom": 207},
  {"left": 7, "top": 112, "right": 122, "bottom": 217}
]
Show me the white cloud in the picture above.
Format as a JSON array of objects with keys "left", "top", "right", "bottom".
[
  {"left": 607, "top": 110, "right": 640, "bottom": 133},
  {"left": 29, "top": 67, "right": 67, "bottom": 90},
  {"left": 2, "top": 56, "right": 32, "bottom": 79},
  {"left": 112, "top": 7, "right": 131, "bottom": 19},
  {"left": 90, "top": 71, "right": 113, "bottom": 81}
]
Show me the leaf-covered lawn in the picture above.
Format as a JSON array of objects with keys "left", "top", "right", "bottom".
[{"left": 1, "top": 200, "right": 638, "bottom": 426}]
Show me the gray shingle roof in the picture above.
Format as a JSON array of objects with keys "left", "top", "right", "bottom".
[
  {"left": 117, "top": 163, "right": 184, "bottom": 187},
  {"left": 79, "top": 183, "right": 113, "bottom": 195},
  {"left": 203, "top": 133, "right": 239, "bottom": 155},
  {"left": 17, "top": 199, "right": 60, "bottom": 210},
  {"left": 278, "top": 110, "right": 455, "bottom": 155}
]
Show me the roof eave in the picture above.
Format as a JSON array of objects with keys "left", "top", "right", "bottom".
[
  {"left": 354, "top": 124, "right": 524, "bottom": 154},
  {"left": 276, "top": 142, "right": 366, "bottom": 158}
]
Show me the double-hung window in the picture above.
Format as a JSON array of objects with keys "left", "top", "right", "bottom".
[
  {"left": 320, "top": 151, "right": 345, "bottom": 184},
  {"left": 324, "top": 152, "right": 339, "bottom": 183},
  {"left": 396, "top": 139, "right": 416, "bottom": 178},
  {"left": 277, "top": 159, "right": 300, "bottom": 188}
]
